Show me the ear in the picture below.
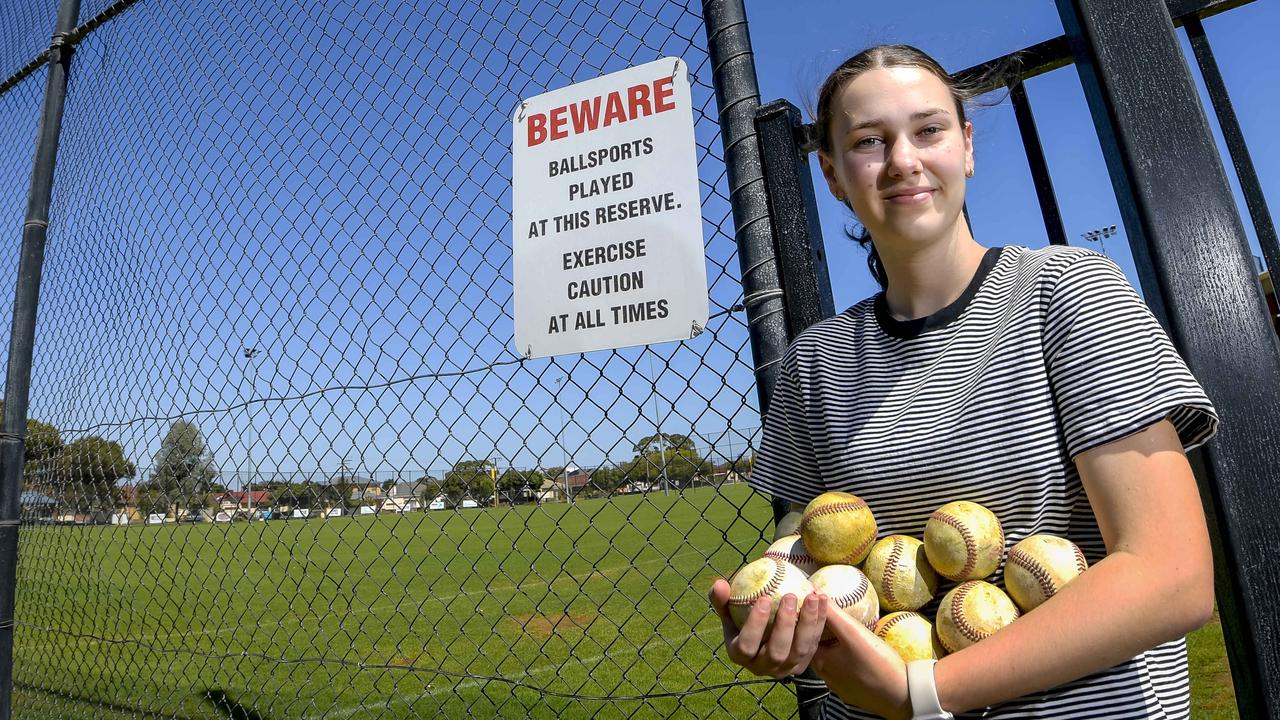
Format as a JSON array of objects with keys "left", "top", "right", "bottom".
[
  {"left": 817, "top": 152, "right": 844, "bottom": 201},
  {"left": 963, "top": 120, "right": 975, "bottom": 175}
]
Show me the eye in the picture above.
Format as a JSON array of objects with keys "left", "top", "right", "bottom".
[
  {"left": 920, "top": 126, "right": 943, "bottom": 136},
  {"left": 853, "top": 136, "right": 881, "bottom": 148}
]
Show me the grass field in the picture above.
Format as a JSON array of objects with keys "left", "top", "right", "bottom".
[{"left": 9, "top": 483, "right": 1239, "bottom": 719}]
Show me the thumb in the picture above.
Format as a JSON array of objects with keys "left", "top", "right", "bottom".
[{"left": 708, "top": 578, "right": 737, "bottom": 633}]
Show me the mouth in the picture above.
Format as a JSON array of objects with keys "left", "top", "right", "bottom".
[{"left": 884, "top": 188, "right": 934, "bottom": 205}]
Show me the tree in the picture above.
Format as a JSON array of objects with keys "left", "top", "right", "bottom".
[
  {"left": 582, "top": 465, "right": 624, "bottom": 498},
  {"left": 149, "top": 420, "right": 218, "bottom": 514},
  {"left": 624, "top": 433, "right": 709, "bottom": 491},
  {"left": 0, "top": 400, "right": 66, "bottom": 485},
  {"left": 631, "top": 432, "right": 695, "bottom": 455},
  {"left": 496, "top": 467, "right": 543, "bottom": 505},
  {"left": 55, "top": 436, "right": 136, "bottom": 514},
  {"left": 416, "top": 475, "right": 442, "bottom": 506},
  {"left": 443, "top": 460, "right": 495, "bottom": 507}
]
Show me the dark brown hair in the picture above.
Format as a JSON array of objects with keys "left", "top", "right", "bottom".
[{"left": 815, "top": 44, "right": 1020, "bottom": 290}]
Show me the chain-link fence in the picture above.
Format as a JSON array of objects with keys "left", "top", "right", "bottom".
[{"left": 1, "top": 1, "right": 794, "bottom": 717}]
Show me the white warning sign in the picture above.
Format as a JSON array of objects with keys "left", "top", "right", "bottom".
[{"left": 512, "top": 57, "right": 708, "bottom": 358}]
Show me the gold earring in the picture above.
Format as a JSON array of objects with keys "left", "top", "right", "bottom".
[{"left": 965, "top": 167, "right": 974, "bottom": 178}]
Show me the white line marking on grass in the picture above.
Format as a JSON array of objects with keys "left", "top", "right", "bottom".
[{"left": 315, "top": 625, "right": 723, "bottom": 719}]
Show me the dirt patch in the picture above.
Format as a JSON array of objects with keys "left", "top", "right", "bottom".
[{"left": 510, "top": 611, "right": 595, "bottom": 639}]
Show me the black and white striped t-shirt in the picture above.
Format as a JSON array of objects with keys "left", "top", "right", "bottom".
[{"left": 749, "top": 244, "right": 1219, "bottom": 719}]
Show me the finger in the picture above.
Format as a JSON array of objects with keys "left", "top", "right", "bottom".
[
  {"left": 708, "top": 579, "right": 739, "bottom": 639},
  {"left": 762, "top": 593, "right": 801, "bottom": 675},
  {"left": 729, "top": 595, "right": 771, "bottom": 662},
  {"left": 786, "top": 593, "right": 827, "bottom": 674}
]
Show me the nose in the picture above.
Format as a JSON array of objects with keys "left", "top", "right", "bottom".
[{"left": 885, "top": 134, "right": 923, "bottom": 179}]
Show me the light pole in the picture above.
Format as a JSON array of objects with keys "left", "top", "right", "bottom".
[
  {"left": 555, "top": 375, "right": 571, "bottom": 504},
  {"left": 648, "top": 354, "right": 669, "bottom": 496},
  {"left": 242, "top": 345, "right": 259, "bottom": 521},
  {"left": 1081, "top": 224, "right": 1118, "bottom": 255}
]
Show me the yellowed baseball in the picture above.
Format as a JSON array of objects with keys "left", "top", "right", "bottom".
[
  {"left": 727, "top": 557, "right": 814, "bottom": 633},
  {"left": 763, "top": 534, "right": 820, "bottom": 575},
  {"left": 935, "top": 580, "right": 1020, "bottom": 653},
  {"left": 809, "top": 564, "right": 879, "bottom": 639},
  {"left": 924, "top": 501, "right": 1005, "bottom": 581},
  {"left": 874, "top": 612, "right": 946, "bottom": 662},
  {"left": 774, "top": 510, "right": 804, "bottom": 541},
  {"left": 801, "top": 491, "right": 878, "bottom": 565},
  {"left": 862, "top": 535, "right": 939, "bottom": 612},
  {"left": 1004, "top": 534, "right": 1089, "bottom": 612}
]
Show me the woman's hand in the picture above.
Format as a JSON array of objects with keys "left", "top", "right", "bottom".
[
  {"left": 809, "top": 602, "right": 911, "bottom": 720},
  {"left": 707, "top": 578, "right": 828, "bottom": 678}
]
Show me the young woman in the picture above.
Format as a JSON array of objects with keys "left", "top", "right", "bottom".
[{"left": 708, "top": 45, "right": 1219, "bottom": 719}]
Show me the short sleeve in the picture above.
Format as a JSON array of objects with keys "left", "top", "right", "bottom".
[
  {"left": 1044, "top": 251, "right": 1219, "bottom": 459},
  {"left": 747, "top": 347, "right": 825, "bottom": 508}
]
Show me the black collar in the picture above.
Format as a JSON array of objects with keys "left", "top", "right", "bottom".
[{"left": 873, "top": 246, "right": 1005, "bottom": 340}]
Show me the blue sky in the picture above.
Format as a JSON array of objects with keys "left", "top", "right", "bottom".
[{"left": 2, "top": 0, "right": 1275, "bottom": 486}]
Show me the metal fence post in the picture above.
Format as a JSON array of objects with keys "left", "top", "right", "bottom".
[
  {"left": 701, "top": 0, "right": 788, "bottom": 418},
  {"left": 1056, "top": 0, "right": 1280, "bottom": 716},
  {"left": 754, "top": 100, "right": 835, "bottom": 336},
  {"left": 0, "top": 0, "right": 82, "bottom": 715}
]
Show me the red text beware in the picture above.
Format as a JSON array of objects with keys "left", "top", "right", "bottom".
[{"left": 527, "top": 76, "right": 675, "bottom": 147}]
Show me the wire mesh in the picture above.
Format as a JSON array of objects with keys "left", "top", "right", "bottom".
[
  {"left": 6, "top": 0, "right": 791, "bottom": 718},
  {"left": 0, "top": 1, "right": 56, "bottom": 84}
]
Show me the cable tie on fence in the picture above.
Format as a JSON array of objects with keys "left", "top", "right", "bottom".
[
  {"left": 742, "top": 289, "right": 783, "bottom": 309},
  {"left": 671, "top": 58, "right": 681, "bottom": 78},
  {"left": 22, "top": 218, "right": 48, "bottom": 231},
  {"left": 0, "top": 520, "right": 20, "bottom": 528},
  {"left": 0, "top": 432, "right": 25, "bottom": 443}
]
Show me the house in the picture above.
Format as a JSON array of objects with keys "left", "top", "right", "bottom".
[
  {"left": 19, "top": 490, "right": 57, "bottom": 524},
  {"left": 326, "top": 470, "right": 375, "bottom": 508},
  {"left": 215, "top": 490, "right": 271, "bottom": 519},
  {"left": 380, "top": 480, "right": 427, "bottom": 513},
  {"left": 112, "top": 483, "right": 143, "bottom": 525},
  {"left": 536, "top": 465, "right": 590, "bottom": 502}
]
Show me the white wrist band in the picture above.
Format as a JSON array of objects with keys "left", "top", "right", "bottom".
[{"left": 906, "top": 659, "right": 954, "bottom": 720}]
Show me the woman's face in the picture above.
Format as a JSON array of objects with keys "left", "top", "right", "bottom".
[{"left": 818, "top": 66, "right": 973, "bottom": 252}]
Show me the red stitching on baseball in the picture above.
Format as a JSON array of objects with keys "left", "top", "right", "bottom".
[
  {"left": 881, "top": 538, "right": 905, "bottom": 608},
  {"left": 765, "top": 548, "right": 815, "bottom": 568},
  {"left": 728, "top": 560, "right": 787, "bottom": 609},
  {"left": 801, "top": 499, "right": 869, "bottom": 527},
  {"left": 841, "top": 532, "right": 876, "bottom": 565},
  {"left": 932, "top": 511, "right": 978, "bottom": 580},
  {"left": 829, "top": 571, "right": 869, "bottom": 608},
  {"left": 1008, "top": 546, "right": 1056, "bottom": 600},
  {"left": 1073, "top": 545, "right": 1088, "bottom": 575},
  {"left": 877, "top": 611, "right": 924, "bottom": 636},
  {"left": 949, "top": 582, "right": 986, "bottom": 647}
]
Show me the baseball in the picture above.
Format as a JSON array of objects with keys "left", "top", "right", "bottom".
[
  {"left": 924, "top": 501, "right": 1005, "bottom": 581},
  {"left": 809, "top": 564, "right": 879, "bottom": 638},
  {"left": 773, "top": 510, "right": 805, "bottom": 541},
  {"left": 874, "top": 611, "right": 946, "bottom": 662},
  {"left": 1004, "top": 534, "right": 1089, "bottom": 612},
  {"left": 800, "top": 491, "right": 878, "bottom": 565},
  {"left": 935, "top": 580, "right": 1020, "bottom": 653},
  {"left": 727, "top": 556, "right": 814, "bottom": 633},
  {"left": 763, "top": 534, "right": 820, "bottom": 575},
  {"left": 862, "top": 534, "right": 939, "bottom": 612}
]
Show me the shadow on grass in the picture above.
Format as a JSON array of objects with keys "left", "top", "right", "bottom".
[{"left": 204, "top": 689, "right": 268, "bottom": 720}]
